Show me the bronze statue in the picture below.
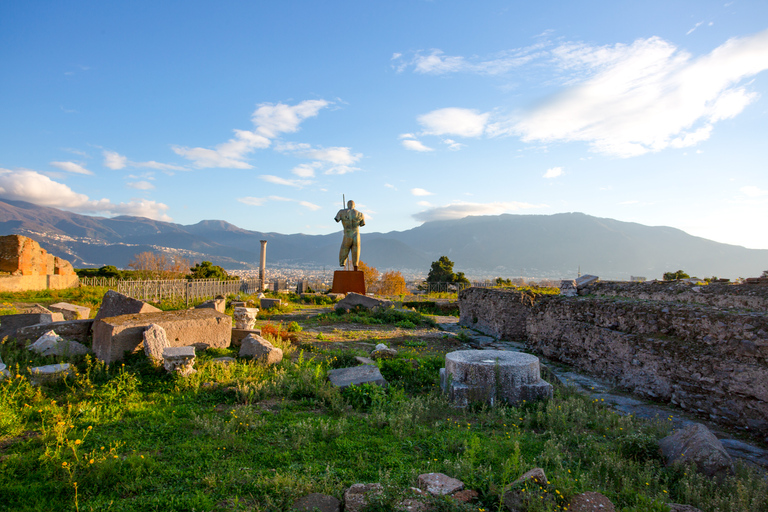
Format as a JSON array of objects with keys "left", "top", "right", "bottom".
[{"left": 334, "top": 199, "right": 365, "bottom": 271}]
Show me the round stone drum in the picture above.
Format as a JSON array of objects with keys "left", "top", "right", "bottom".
[{"left": 440, "top": 350, "right": 553, "bottom": 407}]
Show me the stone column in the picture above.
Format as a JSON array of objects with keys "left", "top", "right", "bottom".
[{"left": 259, "top": 240, "right": 267, "bottom": 290}]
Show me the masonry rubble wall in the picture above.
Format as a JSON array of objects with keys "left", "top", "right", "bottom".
[
  {"left": 0, "top": 235, "right": 78, "bottom": 291},
  {"left": 458, "top": 285, "right": 768, "bottom": 432},
  {"left": 93, "top": 309, "right": 232, "bottom": 363},
  {"left": 582, "top": 281, "right": 768, "bottom": 310}
]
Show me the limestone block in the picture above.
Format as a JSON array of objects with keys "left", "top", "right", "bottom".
[
  {"left": 233, "top": 307, "right": 259, "bottom": 329},
  {"left": 659, "top": 423, "right": 734, "bottom": 478},
  {"left": 335, "top": 293, "right": 392, "bottom": 313},
  {"left": 259, "top": 298, "right": 281, "bottom": 310},
  {"left": 328, "top": 365, "right": 387, "bottom": 389},
  {"left": 93, "top": 309, "right": 232, "bottom": 363},
  {"left": 575, "top": 274, "right": 599, "bottom": 288},
  {"left": 239, "top": 334, "right": 283, "bottom": 364},
  {"left": 291, "top": 493, "right": 341, "bottom": 512},
  {"left": 195, "top": 296, "right": 226, "bottom": 313},
  {"left": 143, "top": 324, "right": 170, "bottom": 362},
  {"left": 162, "top": 346, "right": 196, "bottom": 377},
  {"left": 441, "top": 350, "right": 552, "bottom": 407},
  {"left": 417, "top": 473, "right": 464, "bottom": 496},
  {"left": 28, "top": 331, "right": 62, "bottom": 354},
  {"left": 29, "top": 363, "right": 72, "bottom": 385},
  {"left": 29, "top": 330, "right": 88, "bottom": 357},
  {"left": 94, "top": 290, "right": 161, "bottom": 321},
  {"left": 48, "top": 302, "right": 90, "bottom": 320},
  {"left": 230, "top": 328, "right": 262, "bottom": 347},
  {"left": 568, "top": 492, "right": 615, "bottom": 512},
  {"left": 15, "top": 319, "right": 94, "bottom": 343},
  {"left": 0, "top": 354, "right": 5, "bottom": 372},
  {"left": 343, "top": 484, "right": 383, "bottom": 512},
  {"left": 0, "top": 312, "right": 65, "bottom": 339}
]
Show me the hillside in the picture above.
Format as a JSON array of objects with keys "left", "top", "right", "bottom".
[{"left": 0, "top": 199, "right": 765, "bottom": 280}]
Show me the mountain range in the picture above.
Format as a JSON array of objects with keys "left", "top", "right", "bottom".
[{"left": 0, "top": 199, "right": 765, "bottom": 280}]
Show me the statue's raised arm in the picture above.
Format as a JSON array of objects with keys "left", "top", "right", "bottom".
[{"left": 334, "top": 199, "right": 365, "bottom": 271}]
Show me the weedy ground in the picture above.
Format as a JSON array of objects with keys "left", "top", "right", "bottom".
[{"left": 1, "top": 288, "right": 767, "bottom": 511}]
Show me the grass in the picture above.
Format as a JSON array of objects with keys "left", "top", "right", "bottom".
[{"left": 1, "top": 287, "right": 767, "bottom": 511}]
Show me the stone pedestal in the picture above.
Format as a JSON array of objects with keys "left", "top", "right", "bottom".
[
  {"left": 331, "top": 270, "right": 365, "bottom": 295},
  {"left": 233, "top": 307, "right": 259, "bottom": 329},
  {"left": 440, "top": 350, "right": 552, "bottom": 407}
]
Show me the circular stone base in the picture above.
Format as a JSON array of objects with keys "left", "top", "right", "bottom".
[{"left": 442, "top": 350, "right": 552, "bottom": 406}]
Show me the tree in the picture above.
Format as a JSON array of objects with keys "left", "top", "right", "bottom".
[
  {"left": 378, "top": 270, "right": 408, "bottom": 296},
  {"left": 357, "top": 261, "right": 380, "bottom": 292},
  {"left": 188, "top": 261, "right": 232, "bottom": 280},
  {"left": 128, "top": 252, "right": 190, "bottom": 279},
  {"left": 663, "top": 270, "right": 690, "bottom": 281},
  {"left": 495, "top": 277, "right": 513, "bottom": 287},
  {"left": 426, "top": 256, "right": 457, "bottom": 283}
]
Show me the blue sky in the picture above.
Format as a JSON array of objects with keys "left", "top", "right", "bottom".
[{"left": 2, "top": 1, "right": 768, "bottom": 249}]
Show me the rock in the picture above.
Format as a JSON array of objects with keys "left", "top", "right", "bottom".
[
  {"left": 354, "top": 356, "right": 376, "bottom": 365},
  {"left": 343, "top": 483, "right": 383, "bottom": 512},
  {"left": 231, "top": 328, "right": 262, "bottom": 347},
  {"left": 48, "top": 302, "right": 90, "bottom": 320},
  {"left": 0, "top": 312, "right": 66, "bottom": 340},
  {"left": 335, "top": 293, "right": 393, "bottom": 312},
  {"left": 417, "top": 472, "right": 464, "bottom": 496},
  {"left": 503, "top": 468, "right": 548, "bottom": 512},
  {"left": 233, "top": 307, "right": 259, "bottom": 329},
  {"left": 575, "top": 275, "right": 599, "bottom": 288},
  {"left": 92, "top": 308, "right": 232, "bottom": 363},
  {"left": 560, "top": 280, "right": 578, "bottom": 297},
  {"left": 28, "top": 363, "right": 72, "bottom": 385},
  {"left": 143, "top": 324, "right": 170, "bottom": 362},
  {"left": 45, "top": 340, "right": 89, "bottom": 357},
  {"left": 328, "top": 365, "right": 387, "bottom": 389},
  {"left": 659, "top": 423, "right": 734, "bottom": 478},
  {"left": 667, "top": 504, "right": 705, "bottom": 512},
  {"left": 510, "top": 467, "right": 547, "bottom": 487},
  {"left": 239, "top": 334, "right": 283, "bottom": 364},
  {"left": 94, "top": 290, "right": 161, "bottom": 321},
  {"left": 195, "top": 296, "right": 226, "bottom": 314},
  {"left": 371, "top": 343, "right": 398, "bottom": 360},
  {"left": 291, "top": 493, "right": 341, "bottom": 512},
  {"left": 28, "top": 330, "right": 63, "bottom": 354},
  {"left": 451, "top": 489, "right": 479, "bottom": 503},
  {"left": 0, "top": 354, "right": 6, "bottom": 372},
  {"left": 14, "top": 319, "right": 94, "bottom": 343},
  {"left": 259, "top": 298, "right": 281, "bottom": 310},
  {"left": 568, "top": 492, "right": 615, "bottom": 512},
  {"left": 162, "top": 346, "right": 196, "bottom": 377}
]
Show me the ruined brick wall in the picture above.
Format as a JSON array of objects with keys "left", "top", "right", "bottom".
[
  {"left": 460, "top": 287, "right": 768, "bottom": 432},
  {"left": 0, "top": 234, "right": 78, "bottom": 291},
  {"left": 458, "top": 287, "right": 532, "bottom": 340}
]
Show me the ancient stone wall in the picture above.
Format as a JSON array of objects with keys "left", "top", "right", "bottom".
[
  {"left": 459, "top": 286, "right": 768, "bottom": 432},
  {"left": 458, "top": 287, "right": 532, "bottom": 340},
  {"left": 0, "top": 234, "right": 78, "bottom": 291}
]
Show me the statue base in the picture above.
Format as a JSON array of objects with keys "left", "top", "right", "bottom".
[{"left": 331, "top": 270, "right": 366, "bottom": 295}]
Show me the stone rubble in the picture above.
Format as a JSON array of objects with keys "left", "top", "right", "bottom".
[
  {"left": 659, "top": 423, "right": 734, "bottom": 479},
  {"left": 143, "top": 323, "right": 170, "bottom": 362},
  {"left": 238, "top": 334, "right": 283, "bottom": 364},
  {"left": 370, "top": 342, "right": 398, "bottom": 359},
  {"left": 162, "top": 346, "right": 196, "bottom": 377},
  {"left": 28, "top": 330, "right": 89, "bottom": 357}
]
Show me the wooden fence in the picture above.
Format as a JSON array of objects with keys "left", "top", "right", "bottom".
[{"left": 79, "top": 277, "right": 262, "bottom": 305}]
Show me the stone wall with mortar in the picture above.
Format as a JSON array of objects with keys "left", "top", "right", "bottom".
[
  {"left": 458, "top": 287, "right": 533, "bottom": 340},
  {"left": 0, "top": 235, "right": 77, "bottom": 291},
  {"left": 459, "top": 286, "right": 768, "bottom": 433}
]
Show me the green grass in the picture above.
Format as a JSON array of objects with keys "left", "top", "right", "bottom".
[{"left": 1, "top": 292, "right": 766, "bottom": 511}]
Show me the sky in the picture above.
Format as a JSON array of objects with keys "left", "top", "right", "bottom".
[{"left": 1, "top": 1, "right": 768, "bottom": 249}]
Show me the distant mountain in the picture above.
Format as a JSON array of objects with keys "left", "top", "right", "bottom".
[{"left": 0, "top": 199, "right": 765, "bottom": 280}]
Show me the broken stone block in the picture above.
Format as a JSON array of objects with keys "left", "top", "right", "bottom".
[
  {"left": 575, "top": 274, "right": 599, "bottom": 288},
  {"left": 48, "top": 302, "right": 90, "bottom": 320},
  {"left": 559, "top": 280, "right": 578, "bottom": 297},
  {"left": 15, "top": 319, "right": 94, "bottom": 343},
  {"left": 343, "top": 483, "right": 383, "bottom": 512},
  {"left": 94, "top": 290, "right": 161, "bottom": 321},
  {"left": 231, "top": 328, "right": 262, "bottom": 347},
  {"left": 568, "top": 491, "right": 615, "bottom": 512},
  {"left": 440, "top": 350, "right": 552, "bottom": 407},
  {"left": 259, "top": 298, "right": 281, "bottom": 310},
  {"left": 291, "top": 493, "right": 341, "bottom": 512},
  {"left": 0, "top": 354, "right": 6, "bottom": 372},
  {"left": 334, "top": 293, "right": 392, "bottom": 313},
  {"left": 29, "top": 363, "right": 72, "bottom": 385},
  {"left": 28, "top": 330, "right": 89, "bottom": 357},
  {"left": 659, "top": 423, "right": 734, "bottom": 478},
  {"left": 162, "top": 346, "right": 196, "bottom": 377},
  {"left": 195, "top": 295, "right": 226, "bottom": 313},
  {"left": 328, "top": 365, "right": 387, "bottom": 389},
  {"left": 92, "top": 309, "right": 232, "bottom": 363},
  {"left": 417, "top": 472, "right": 464, "bottom": 496},
  {"left": 371, "top": 343, "right": 398, "bottom": 359},
  {"left": 143, "top": 324, "right": 170, "bottom": 362},
  {"left": 28, "top": 330, "right": 62, "bottom": 354},
  {"left": 239, "top": 334, "right": 283, "bottom": 364},
  {"left": 0, "top": 312, "right": 65, "bottom": 340},
  {"left": 233, "top": 307, "right": 259, "bottom": 329}
]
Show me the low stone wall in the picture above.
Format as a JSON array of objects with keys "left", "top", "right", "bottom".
[
  {"left": 583, "top": 281, "right": 768, "bottom": 311},
  {"left": 459, "top": 287, "right": 768, "bottom": 432},
  {"left": 0, "top": 275, "right": 80, "bottom": 292}
]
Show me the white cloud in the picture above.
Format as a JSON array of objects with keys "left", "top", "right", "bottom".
[
  {"left": 298, "top": 200, "right": 321, "bottom": 211},
  {"left": 401, "top": 139, "right": 434, "bottom": 152},
  {"left": 298, "top": 146, "right": 361, "bottom": 165},
  {"left": 413, "top": 201, "right": 546, "bottom": 222},
  {"left": 323, "top": 165, "right": 360, "bottom": 175},
  {"left": 543, "top": 167, "right": 563, "bottom": 179},
  {"left": 103, "top": 151, "right": 128, "bottom": 170},
  {"left": 384, "top": 183, "right": 397, "bottom": 190},
  {"left": 0, "top": 169, "right": 171, "bottom": 220},
  {"left": 442, "top": 139, "right": 465, "bottom": 151},
  {"left": 741, "top": 185, "right": 768, "bottom": 197},
  {"left": 173, "top": 100, "right": 330, "bottom": 169},
  {"left": 237, "top": 197, "right": 266, "bottom": 206},
  {"left": 259, "top": 175, "right": 312, "bottom": 188},
  {"left": 292, "top": 163, "right": 321, "bottom": 178},
  {"left": 278, "top": 143, "right": 363, "bottom": 174},
  {"left": 395, "top": 46, "right": 544, "bottom": 75},
  {"left": 127, "top": 181, "right": 155, "bottom": 190},
  {"left": 508, "top": 29, "right": 768, "bottom": 157},
  {"left": 50, "top": 161, "right": 92, "bottom": 175},
  {"left": 411, "top": 188, "right": 434, "bottom": 196},
  {"left": 418, "top": 108, "right": 490, "bottom": 138},
  {"left": 238, "top": 194, "right": 320, "bottom": 211}
]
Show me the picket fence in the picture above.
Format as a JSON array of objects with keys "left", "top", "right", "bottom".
[{"left": 79, "top": 277, "right": 262, "bottom": 305}]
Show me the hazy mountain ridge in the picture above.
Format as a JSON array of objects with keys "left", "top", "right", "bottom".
[{"left": 0, "top": 199, "right": 765, "bottom": 280}]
